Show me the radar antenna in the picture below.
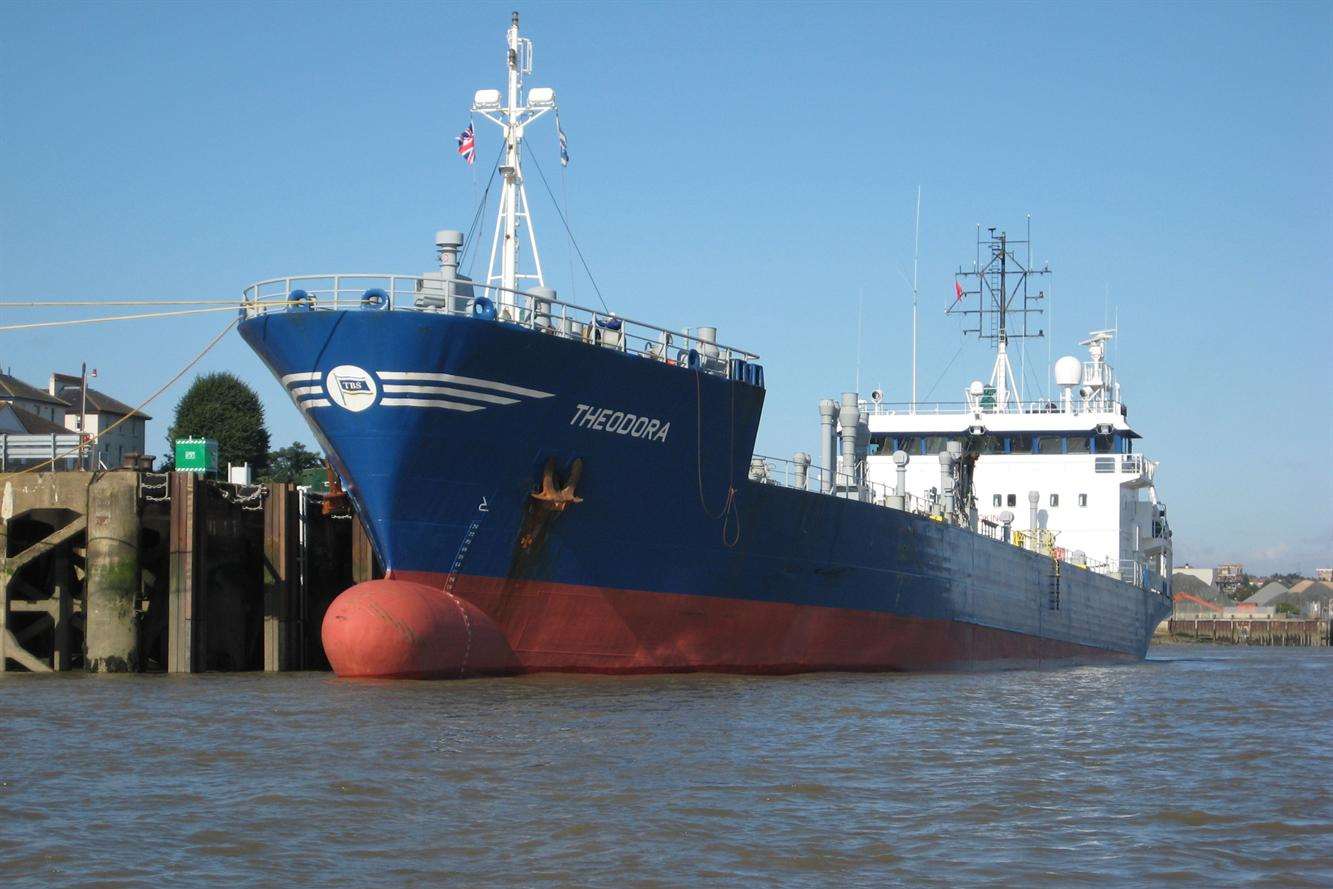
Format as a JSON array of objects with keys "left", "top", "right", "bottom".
[
  {"left": 948, "top": 226, "right": 1050, "bottom": 411},
  {"left": 471, "top": 12, "right": 559, "bottom": 314}
]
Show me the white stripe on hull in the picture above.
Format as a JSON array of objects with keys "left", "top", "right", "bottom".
[
  {"left": 376, "top": 371, "right": 552, "bottom": 399},
  {"left": 379, "top": 397, "right": 485, "bottom": 411},
  {"left": 380, "top": 384, "right": 518, "bottom": 404}
]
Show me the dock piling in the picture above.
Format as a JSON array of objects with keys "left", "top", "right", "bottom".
[
  {"left": 263, "top": 482, "right": 299, "bottom": 671},
  {"left": 85, "top": 471, "right": 141, "bottom": 672}
]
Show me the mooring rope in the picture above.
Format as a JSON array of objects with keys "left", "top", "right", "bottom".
[
  {"left": 7, "top": 316, "right": 240, "bottom": 475},
  {"left": 0, "top": 305, "right": 241, "bottom": 332}
]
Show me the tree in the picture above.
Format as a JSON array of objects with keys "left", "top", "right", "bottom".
[
  {"left": 166, "top": 372, "right": 271, "bottom": 471},
  {"left": 262, "top": 441, "right": 322, "bottom": 483}
]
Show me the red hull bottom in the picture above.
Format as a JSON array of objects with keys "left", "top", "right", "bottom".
[{"left": 321, "top": 574, "right": 1140, "bottom": 679}]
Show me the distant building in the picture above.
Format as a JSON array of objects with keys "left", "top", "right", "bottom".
[
  {"left": 1244, "top": 582, "right": 1290, "bottom": 607},
  {"left": 1215, "top": 562, "right": 1245, "bottom": 596},
  {"left": 1170, "top": 571, "right": 1227, "bottom": 617},
  {"left": 0, "top": 372, "right": 69, "bottom": 425},
  {"left": 0, "top": 400, "right": 82, "bottom": 470},
  {"left": 0, "top": 402, "right": 70, "bottom": 435},
  {"left": 49, "top": 373, "right": 152, "bottom": 469},
  {"left": 1317, "top": 568, "right": 1333, "bottom": 582},
  {"left": 1222, "top": 605, "right": 1277, "bottom": 619},
  {"left": 1175, "top": 564, "right": 1216, "bottom": 587},
  {"left": 1286, "top": 581, "right": 1333, "bottom": 618}
]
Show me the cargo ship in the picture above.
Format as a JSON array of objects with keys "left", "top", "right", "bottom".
[{"left": 238, "top": 13, "right": 1172, "bottom": 678}]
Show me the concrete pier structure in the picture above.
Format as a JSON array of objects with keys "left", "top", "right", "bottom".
[
  {"left": 1, "top": 473, "right": 91, "bottom": 672},
  {"left": 1, "top": 470, "right": 371, "bottom": 673},
  {"left": 85, "top": 472, "right": 141, "bottom": 672}
]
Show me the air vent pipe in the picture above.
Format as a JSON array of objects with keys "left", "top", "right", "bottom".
[
  {"left": 818, "top": 399, "right": 839, "bottom": 494},
  {"left": 1028, "top": 490, "right": 1040, "bottom": 532},
  {"left": 889, "top": 449, "right": 909, "bottom": 510},
  {"left": 793, "top": 452, "right": 811, "bottom": 491},
  {"left": 529, "top": 286, "right": 557, "bottom": 330},
  {"left": 697, "top": 326, "right": 719, "bottom": 360},
  {"left": 938, "top": 448, "right": 956, "bottom": 516},
  {"left": 840, "top": 392, "right": 860, "bottom": 498}
]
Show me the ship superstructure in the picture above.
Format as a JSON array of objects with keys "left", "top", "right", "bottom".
[
  {"left": 831, "top": 229, "right": 1172, "bottom": 590},
  {"left": 237, "top": 15, "right": 1172, "bottom": 678}
]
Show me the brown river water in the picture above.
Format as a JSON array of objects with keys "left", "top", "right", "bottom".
[{"left": 2, "top": 644, "right": 1330, "bottom": 887}]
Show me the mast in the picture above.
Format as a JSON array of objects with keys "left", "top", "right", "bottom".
[
  {"left": 911, "top": 186, "right": 920, "bottom": 413},
  {"left": 948, "top": 225, "right": 1049, "bottom": 412},
  {"left": 472, "top": 12, "right": 557, "bottom": 313}
]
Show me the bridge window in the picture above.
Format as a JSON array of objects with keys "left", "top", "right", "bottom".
[
  {"left": 1036, "top": 436, "right": 1063, "bottom": 455},
  {"left": 896, "top": 436, "right": 920, "bottom": 456},
  {"left": 975, "top": 434, "right": 1004, "bottom": 454},
  {"left": 1010, "top": 433, "right": 1033, "bottom": 453},
  {"left": 922, "top": 435, "right": 949, "bottom": 455},
  {"left": 1066, "top": 435, "right": 1091, "bottom": 454},
  {"left": 1094, "top": 433, "right": 1118, "bottom": 454},
  {"left": 868, "top": 433, "right": 889, "bottom": 456}
]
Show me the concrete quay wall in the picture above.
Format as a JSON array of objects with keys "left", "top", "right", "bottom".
[{"left": 1, "top": 470, "right": 376, "bottom": 673}]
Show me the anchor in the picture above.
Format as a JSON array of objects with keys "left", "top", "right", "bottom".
[
  {"left": 517, "top": 457, "right": 583, "bottom": 553},
  {"left": 529, "top": 456, "right": 583, "bottom": 512}
]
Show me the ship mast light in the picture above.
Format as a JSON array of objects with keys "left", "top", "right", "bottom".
[{"left": 470, "top": 12, "right": 558, "bottom": 312}]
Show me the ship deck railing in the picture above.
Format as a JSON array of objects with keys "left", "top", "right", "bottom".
[
  {"left": 751, "top": 452, "right": 1159, "bottom": 591},
  {"left": 858, "top": 399, "right": 1128, "bottom": 417},
  {"left": 748, "top": 454, "right": 933, "bottom": 515},
  {"left": 239, "top": 273, "right": 759, "bottom": 380}
]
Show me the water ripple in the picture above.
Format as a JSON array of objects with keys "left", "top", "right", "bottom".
[{"left": 0, "top": 645, "right": 1330, "bottom": 886}]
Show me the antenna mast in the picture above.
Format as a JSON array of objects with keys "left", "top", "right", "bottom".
[
  {"left": 472, "top": 12, "right": 558, "bottom": 313},
  {"left": 911, "top": 186, "right": 920, "bottom": 414},
  {"left": 948, "top": 226, "right": 1049, "bottom": 411}
]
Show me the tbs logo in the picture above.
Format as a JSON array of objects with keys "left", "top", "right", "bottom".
[{"left": 327, "top": 365, "right": 378, "bottom": 412}]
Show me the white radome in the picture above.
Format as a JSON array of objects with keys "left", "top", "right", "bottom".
[{"left": 1054, "top": 355, "right": 1082, "bottom": 387}]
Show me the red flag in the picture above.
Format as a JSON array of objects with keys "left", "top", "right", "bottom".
[{"left": 954, "top": 280, "right": 965, "bottom": 302}]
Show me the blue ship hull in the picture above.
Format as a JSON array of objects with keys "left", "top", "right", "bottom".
[{"left": 240, "top": 308, "right": 1172, "bottom": 675}]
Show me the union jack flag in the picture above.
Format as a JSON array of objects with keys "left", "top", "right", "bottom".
[{"left": 456, "top": 122, "right": 476, "bottom": 165}]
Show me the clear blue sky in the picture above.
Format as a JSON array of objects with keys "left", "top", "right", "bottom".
[{"left": 2, "top": 1, "right": 1329, "bottom": 573}]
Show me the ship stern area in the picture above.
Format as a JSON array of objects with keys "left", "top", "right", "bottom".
[{"left": 239, "top": 306, "right": 768, "bottom": 678}]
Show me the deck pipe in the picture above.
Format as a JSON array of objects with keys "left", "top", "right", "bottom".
[
  {"left": 889, "top": 449, "right": 909, "bottom": 510},
  {"left": 938, "top": 449, "right": 956, "bottom": 517},
  {"left": 840, "top": 392, "right": 860, "bottom": 499},
  {"left": 529, "top": 286, "right": 557, "bottom": 331},
  {"left": 434, "top": 229, "right": 471, "bottom": 313},
  {"left": 793, "top": 452, "right": 810, "bottom": 490},
  {"left": 697, "top": 326, "right": 719, "bottom": 361},
  {"left": 818, "top": 399, "right": 839, "bottom": 494}
]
